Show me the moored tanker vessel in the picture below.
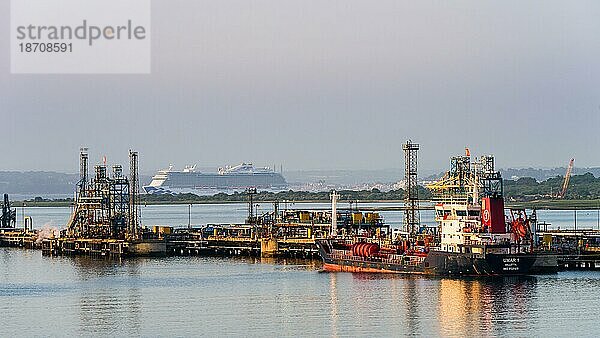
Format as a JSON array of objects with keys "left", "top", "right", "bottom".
[{"left": 316, "top": 151, "right": 556, "bottom": 276}]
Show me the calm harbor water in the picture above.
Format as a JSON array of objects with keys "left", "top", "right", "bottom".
[
  {"left": 15, "top": 202, "right": 600, "bottom": 231},
  {"left": 2, "top": 203, "right": 600, "bottom": 336}
]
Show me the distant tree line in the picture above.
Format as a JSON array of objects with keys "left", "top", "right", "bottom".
[
  {"left": 140, "top": 174, "right": 600, "bottom": 203},
  {"left": 140, "top": 186, "right": 434, "bottom": 203},
  {"left": 17, "top": 173, "right": 600, "bottom": 205},
  {"left": 504, "top": 173, "right": 600, "bottom": 201}
]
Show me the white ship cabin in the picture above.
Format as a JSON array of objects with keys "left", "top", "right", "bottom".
[
  {"left": 147, "top": 165, "right": 174, "bottom": 187},
  {"left": 182, "top": 165, "right": 197, "bottom": 173},
  {"left": 218, "top": 163, "right": 274, "bottom": 175},
  {"left": 435, "top": 202, "right": 512, "bottom": 254}
]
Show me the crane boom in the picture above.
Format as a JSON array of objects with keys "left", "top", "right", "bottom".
[{"left": 558, "top": 158, "right": 574, "bottom": 199}]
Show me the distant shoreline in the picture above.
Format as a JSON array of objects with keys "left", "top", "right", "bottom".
[{"left": 10, "top": 198, "right": 600, "bottom": 210}]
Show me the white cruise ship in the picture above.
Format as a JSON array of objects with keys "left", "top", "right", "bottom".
[{"left": 143, "top": 163, "right": 288, "bottom": 195}]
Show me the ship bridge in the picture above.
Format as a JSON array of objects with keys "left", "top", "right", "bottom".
[{"left": 427, "top": 153, "right": 512, "bottom": 253}]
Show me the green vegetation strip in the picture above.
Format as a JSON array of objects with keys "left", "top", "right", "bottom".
[{"left": 12, "top": 173, "right": 600, "bottom": 209}]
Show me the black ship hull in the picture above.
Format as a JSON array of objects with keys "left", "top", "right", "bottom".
[{"left": 316, "top": 240, "right": 554, "bottom": 276}]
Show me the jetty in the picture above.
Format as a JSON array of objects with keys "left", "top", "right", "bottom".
[{"left": 3, "top": 149, "right": 600, "bottom": 272}]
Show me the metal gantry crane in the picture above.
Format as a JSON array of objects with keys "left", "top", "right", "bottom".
[
  {"left": 65, "top": 148, "right": 141, "bottom": 240},
  {"left": 557, "top": 158, "right": 574, "bottom": 199},
  {"left": 426, "top": 152, "right": 502, "bottom": 203}
]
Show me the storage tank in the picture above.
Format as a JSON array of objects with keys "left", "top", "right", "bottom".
[
  {"left": 367, "top": 243, "right": 380, "bottom": 256},
  {"left": 352, "top": 243, "right": 363, "bottom": 256},
  {"left": 352, "top": 242, "right": 379, "bottom": 257}
]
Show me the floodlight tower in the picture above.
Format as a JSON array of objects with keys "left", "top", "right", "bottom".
[{"left": 403, "top": 140, "right": 420, "bottom": 235}]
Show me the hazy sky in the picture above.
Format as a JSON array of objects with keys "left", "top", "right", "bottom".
[{"left": 1, "top": 1, "right": 599, "bottom": 174}]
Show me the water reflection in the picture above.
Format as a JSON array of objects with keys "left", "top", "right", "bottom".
[
  {"left": 438, "top": 276, "right": 537, "bottom": 336},
  {"left": 323, "top": 271, "right": 541, "bottom": 336},
  {"left": 258, "top": 257, "right": 321, "bottom": 270},
  {"left": 3, "top": 246, "right": 598, "bottom": 337},
  {"left": 72, "top": 257, "right": 142, "bottom": 336},
  {"left": 439, "top": 279, "right": 482, "bottom": 336},
  {"left": 329, "top": 273, "right": 339, "bottom": 338}
]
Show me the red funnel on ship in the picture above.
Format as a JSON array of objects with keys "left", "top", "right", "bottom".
[{"left": 482, "top": 197, "right": 505, "bottom": 233}]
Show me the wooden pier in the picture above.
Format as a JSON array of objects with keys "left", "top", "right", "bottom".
[
  {"left": 166, "top": 234, "right": 320, "bottom": 258},
  {"left": 557, "top": 254, "right": 600, "bottom": 270},
  {"left": 3, "top": 226, "right": 600, "bottom": 272},
  {"left": 0, "top": 229, "right": 38, "bottom": 249},
  {"left": 537, "top": 229, "right": 600, "bottom": 270},
  {"left": 41, "top": 237, "right": 167, "bottom": 257}
]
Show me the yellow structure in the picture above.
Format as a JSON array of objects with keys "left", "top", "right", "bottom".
[{"left": 299, "top": 212, "right": 310, "bottom": 222}]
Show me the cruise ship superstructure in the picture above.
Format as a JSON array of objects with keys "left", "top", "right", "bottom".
[{"left": 143, "top": 163, "right": 288, "bottom": 195}]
